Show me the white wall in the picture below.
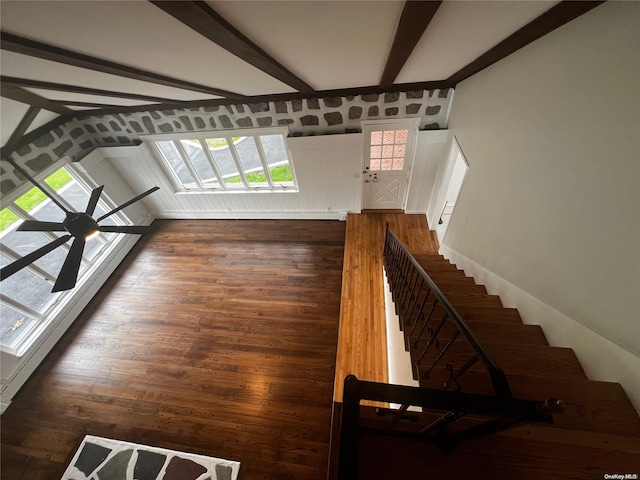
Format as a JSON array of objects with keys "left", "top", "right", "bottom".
[{"left": 442, "top": 2, "right": 639, "bottom": 405}]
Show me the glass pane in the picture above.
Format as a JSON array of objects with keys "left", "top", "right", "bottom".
[
  {"left": 30, "top": 197, "right": 66, "bottom": 225},
  {"left": 370, "top": 145, "right": 381, "bottom": 159},
  {"left": 2, "top": 230, "right": 67, "bottom": 277},
  {"left": 260, "top": 135, "right": 293, "bottom": 184},
  {"left": 383, "top": 131, "right": 395, "bottom": 144},
  {"left": 394, "top": 130, "right": 408, "bottom": 144},
  {"left": 157, "top": 141, "right": 197, "bottom": 188},
  {"left": 235, "top": 137, "right": 268, "bottom": 186},
  {"left": 260, "top": 135, "right": 287, "bottom": 167},
  {"left": 370, "top": 159, "right": 381, "bottom": 171},
  {"left": 381, "top": 159, "right": 393, "bottom": 170},
  {"left": 204, "top": 138, "right": 241, "bottom": 185},
  {"left": 392, "top": 158, "right": 404, "bottom": 170},
  {"left": 44, "top": 167, "right": 73, "bottom": 191},
  {"left": 0, "top": 208, "right": 19, "bottom": 232},
  {"left": 14, "top": 186, "right": 47, "bottom": 215},
  {"left": 393, "top": 144, "right": 406, "bottom": 158},
  {"left": 270, "top": 164, "right": 293, "bottom": 183},
  {"left": 180, "top": 140, "right": 219, "bottom": 186},
  {"left": 371, "top": 131, "right": 382, "bottom": 145},
  {"left": 0, "top": 253, "right": 55, "bottom": 313},
  {"left": 382, "top": 145, "right": 394, "bottom": 158},
  {"left": 0, "top": 303, "right": 38, "bottom": 349}
]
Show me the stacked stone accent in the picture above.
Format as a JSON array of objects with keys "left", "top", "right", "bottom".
[{"left": 2, "top": 89, "right": 452, "bottom": 195}]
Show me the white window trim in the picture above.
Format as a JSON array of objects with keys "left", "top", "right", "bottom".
[
  {"left": 0, "top": 159, "right": 130, "bottom": 354},
  {"left": 143, "top": 127, "right": 299, "bottom": 193}
]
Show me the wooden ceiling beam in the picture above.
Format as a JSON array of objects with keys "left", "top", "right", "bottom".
[
  {"left": 4, "top": 106, "right": 41, "bottom": 151},
  {"left": 0, "top": 31, "right": 243, "bottom": 99},
  {"left": 1, "top": 76, "right": 184, "bottom": 104},
  {"left": 447, "top": 1, "right": 606, "bottom": 85},
  {"left": 379, "top": 1, "right": 442, "bottom": 89},
  {"left": 0, "top": 84, "right": 72, "bottom": 114},
  {"left": 150, "top": 1, "right": 315, "bottom": 95}
]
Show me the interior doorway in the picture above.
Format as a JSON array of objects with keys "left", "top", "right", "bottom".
[{"left": 434, "top": 138, "right": 468, "bottom": 243}]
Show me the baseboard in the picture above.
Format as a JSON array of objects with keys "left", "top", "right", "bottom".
[
  {"left": 157, "top": 210, "right": 347, "bottom": 220},
  {"left": 439, "top": 244, "right": 640, "bottom": 414}
]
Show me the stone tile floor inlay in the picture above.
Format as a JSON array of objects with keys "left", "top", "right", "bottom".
[{"left": 60, "top": 435, "right": 240, "bottom": 480}]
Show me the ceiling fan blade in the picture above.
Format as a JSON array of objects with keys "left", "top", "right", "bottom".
[
  {"left": 17, "top": 220, "right": 67, "bottom": 232},
  {"left": 85, "top": 185, "right": 104, "bottom": 216},
  {"left": 95, "top": 186, "right": 159, "bottom": 222},
  {"left": 0, "top": 234, "right": 72, "bottom": 281},
  {"left": 52, "top": 237, "right": 86, "bottom": 292},
  {"left": 99, "top": 225, "right": 156, "bottom": 235},
  {"left": 2, "top": 156, "right": 71, "bottom": 214}
]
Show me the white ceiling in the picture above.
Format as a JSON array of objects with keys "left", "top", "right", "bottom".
[{"left": 1, "top": 0, "right": 562, "bottom": 146}]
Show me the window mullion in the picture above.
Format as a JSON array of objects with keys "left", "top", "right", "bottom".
[
  {"left": 0, "top": 295, "right": 43, "bottom": 320},
  {"left": 254, "top": 136, "right": 274, "bottom": 188},
  {"left": 175, "top": 141, "right": 205, "bottom": 189},
  {"left": 0, "top": 244, "right": 57, "bottom": 283},
  {"left": 227, "top": 138, "right": 250, "bottom": 188},
  {"left": 199, "top": 140, "right": 226, "bottom": 189}
]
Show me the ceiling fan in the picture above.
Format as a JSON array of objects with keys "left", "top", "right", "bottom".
[{"left": 0, "top": 156, "right": 159, "bottom": 292}]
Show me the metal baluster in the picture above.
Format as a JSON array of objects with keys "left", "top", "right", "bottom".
[
  {"left": 411, "top": 300, "right": 441, "bottom": 342},
  {"left": 444, "top": 355, "right": 479, "bottom": 392},
  {"left": 403, "top": 276, "right": 425, "bottom": 325},
  {"left": 419, "top": 410, "right": 466, "bottom": 436},
  {"left": 405, "top": 290, "right": 429, "bottom": 340},
  {"left": 415, "top": 314, "right": 448, "bottom": 367},
  {"left": 399, "top": 267, "right": 420, "bottom": 320},
  {"left": 423, "top": 331, "right": 460, "bottom": 379}
]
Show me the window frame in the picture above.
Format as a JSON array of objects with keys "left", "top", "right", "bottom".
[
  {"left": 145, "top": 127, "right": 298, "bottom": 193},
  {"left": 0, "top": 160, "right": 129, "bottom": 354},
  {"left": 362, "top": 119, "right": 419, "bottom": 175}
]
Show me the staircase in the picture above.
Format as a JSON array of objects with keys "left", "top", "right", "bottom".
[{"left": 333, "top": 226, "right": 640, "bottom": 479}]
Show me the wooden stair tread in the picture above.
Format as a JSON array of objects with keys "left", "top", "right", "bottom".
[
  {"left": 419, "top": 370, "right": 640, "bottom": 436},
  {"left": 356, "top": 429, "right": 640, "bottom": 480},
  {"left": 407, "top": 321, "right": 548, "bottom": 346},
  {"left": 414, "top": 342, "right": 586, "bottom": 381},
  {"left": 450, "top": 305, "right": 522, "bottom": 323}
]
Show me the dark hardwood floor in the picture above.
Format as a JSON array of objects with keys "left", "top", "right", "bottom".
[{"left": 1, "top": 220, "right": 346, "bottom": 480}]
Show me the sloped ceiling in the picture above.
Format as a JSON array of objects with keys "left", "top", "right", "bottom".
[{"left": 1, "top": 0, "right": 605, "bottom": 151}]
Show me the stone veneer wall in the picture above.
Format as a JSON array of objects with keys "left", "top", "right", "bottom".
[{"left": 1, "top": 89, "right": 452, "bottom": 195}]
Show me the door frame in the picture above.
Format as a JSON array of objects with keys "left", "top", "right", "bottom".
[
  {"left": 428, "top": 136, "right": 469, "bottom": 242},
  {"left": 360, "top": 118, "right": 420, "bottom": 211}
]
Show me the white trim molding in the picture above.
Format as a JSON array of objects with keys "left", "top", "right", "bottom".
[{"left": 439, "top": 244, "right": 640, "bottom": 414}]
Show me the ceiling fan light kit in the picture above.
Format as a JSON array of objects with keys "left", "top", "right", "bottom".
[{"left": 0, "top": 156, "right": 159, "bottom": 292}]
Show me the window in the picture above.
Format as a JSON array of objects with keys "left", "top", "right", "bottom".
[
  {"left": 369, "top": 129, "right": 408, "bottom": 171},
  {"left": 0, "top": 164, "right": 127, "bottom": 353},
  {"left": 149, "top": 128, "right": 297, "bottom": 192}
]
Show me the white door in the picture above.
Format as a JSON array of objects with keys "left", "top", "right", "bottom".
[{"left": 363, "top": 123, "right": 416, "bottom": 210}]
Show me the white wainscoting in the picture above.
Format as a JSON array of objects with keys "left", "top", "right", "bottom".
[{"left": 104, "top": 134, "right": 366, "bottom": 220}]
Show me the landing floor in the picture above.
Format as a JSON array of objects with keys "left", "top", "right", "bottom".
[{"left": 333, "top": 212, "right": 438, "bottom": 402}]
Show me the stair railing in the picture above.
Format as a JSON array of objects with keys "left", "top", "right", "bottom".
[
  {"left": 383, "top": 224, "right": 512, "bottom": 397},
  {"left": 338, "top": 375, "right": 562, "bottom": 480},
  {"left": 336, "top": 225, "right": 563, "bottom": 479}
]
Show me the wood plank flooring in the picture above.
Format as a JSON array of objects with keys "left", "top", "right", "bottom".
[
  {"left": 333, "top": 213, "right": 438, "bottom": 402},
  {"left": 0, "top": 220, "right": 346, "bottom": 480}
]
